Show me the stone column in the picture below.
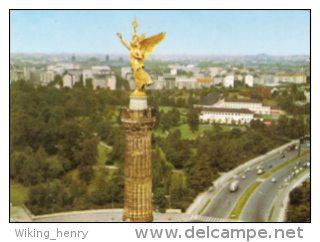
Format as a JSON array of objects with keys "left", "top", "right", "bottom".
[{"left": 121, "top": 96, "right": 155, "bottom": 222}]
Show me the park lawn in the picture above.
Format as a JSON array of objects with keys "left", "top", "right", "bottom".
[
  {"left": 172, "top": 124, "right": 213, "bottom": 139},
  {"left": 263, "top": 98, "right": 278, "bottom": 107},
  {"left": 10, "top": 181, "right": 29, "bottom": 206},
  {"left": 159, "top": 106, "right": 173, "bottom": 113},
  {"left": 109, "top": 109, "right": 120, "bottom": 123},
  {"left": 173, "top": 124, "right": 199, "bottom": 139},
  {"left": 60, "top": 165, "right": 117, "bottom": 193},
  {"left": 157, "top": 106, "right": 188, "bottom": 122},
  {"left": 263, "top": 115, "right": 273, "bottom": 120},
  {"left": 159, "top": 106, "right": 188, "bottom": 113},
  {"left": 153, "top": 129, "right": 168, "bottom": 138},
  {"left": 303, "top": 115, "right": 310, "bottom": 125},
  {"left": 97, "top": 143, "right": 111, "bottom": 165},
  {"left": 153, "top": 123, "right": 243, "bottom": 140}
]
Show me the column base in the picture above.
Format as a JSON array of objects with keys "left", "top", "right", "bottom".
[
  {"left": 123, "top": 215, "right": 153, "bottom": 222},
  {"left": 129, "top": 95, "right": 148, "bottom": 111}
]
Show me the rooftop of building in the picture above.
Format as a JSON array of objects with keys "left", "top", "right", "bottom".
[
  {"left": 201, "top": 107, "right": 254, "bottom": 114},
  {"left": 225, "top": 98, "right": 262, "bottom": 103},
  {"left": 197, "top": 78, "right": 211, "bottom": 83},
  {"left": 197, "top": 93, "right": 223, "bottom": 106},
  {"left": 276, "top": 73, "right": 306, "bottom": 77}
]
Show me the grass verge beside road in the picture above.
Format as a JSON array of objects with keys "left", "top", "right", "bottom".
[
  {"left": 268, "top": 206, "right": 275, "bottom": 222},
  {"left": 260, "top": 150, "right": 310, "bottom": 180},
  {"left": 198, "top": 199, "right": 212, "bottom": 215},
  {"left": 229, "top": 181, "right": 262, "bottom": 220}
]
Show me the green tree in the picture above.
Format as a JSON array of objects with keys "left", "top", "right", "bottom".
[
  {"left": 96, "top": 121, "right": 112, "bottom": 141},
  {"left": 78, "top": 165, "right": 95, "bottom": 185},
  {"left": 170, "top": 173, "right": 186, "bottom": 202},
  {"left": 189, "top": 154, "right": 213, "bottom": 193},
  {"left": 251, "top": 93, "right": 263, "bottom": 101},
  {"left": 187, "top": 107, "right": 201, "bottom": 133},
  {"left": 85, "top": 78, "right": 94, "bottom": 89},
  {"left": 159, "top": 108, "right": 181, "bottom": 132},
  {"left": 152, "top": 148, "right": 171, "bottom": 189},
  {"left": 58, "top": 119, "right": 82, "bottom": 170},
  {"left": 22, "top": 153, "right": 43, "bottom": 186},
  {"left": 291, "top": 84, "right": 298, "bottom": 96},
  {"left": 44, "top": 156, "right": 64, "bottom": 180},
  {"left": 73, "top": 136, "right": 99, "bottom": 166},
  {"left": 69, "top": 179, "right": 88, "bottom": 205},
  {"left": 153, "top": 187, "right": 168, "bottom": 213},
  {"left": 230, "top": 128, "right": 242, "bottom": 139},
  {"left": 109, "top": 168, "right": 124, "bottom": 203},
  {"left": 27, "top": 183, "right": 47, "bottom": 214},
  {"left": 165, "top": 147, "right": 184, "bottom": 169},
  {"left": 10, "top": 148, "right": 33, "bottom": 182},
  {"left": 152, "top": 106, "right": 161, "bottom": 130},
  {"left": 108, "top": 128, "right": 125, "bottom": 166}
]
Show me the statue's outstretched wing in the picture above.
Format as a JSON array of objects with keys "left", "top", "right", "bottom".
[
  {"left": 140, "top": 32, "right": 166, "bottom": 61},
  {"left": 138, "top": 33, "right": 146, "bottom": 42}
]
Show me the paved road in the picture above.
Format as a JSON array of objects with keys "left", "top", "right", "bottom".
[
  {"left": 240, "top": 153, "right": 310, "bottom": 222},
  {"left": 202, "top": 144, "right": 309, "bottom": 220},
  {"left": 21, "top": 210, "right": 192, "bottom": 222}
]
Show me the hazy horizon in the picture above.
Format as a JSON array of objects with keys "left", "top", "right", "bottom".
[{"left": 10, "top": 52, "right": 310, "bottom": 57}]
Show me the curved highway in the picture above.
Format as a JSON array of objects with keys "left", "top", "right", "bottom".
[
  {"left": 202, "top": 143, "right": 309, "bottom": 221},
  {"left": 240, "top": 153, "right": 310, "bottom": 222}
]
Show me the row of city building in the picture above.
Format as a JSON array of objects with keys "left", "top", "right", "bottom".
[
  {"left": 10, "top": 63, "right": 117, "bottom": 90},
  {"left": 121, "top": 66, "right": 307, "bottom": 91}
]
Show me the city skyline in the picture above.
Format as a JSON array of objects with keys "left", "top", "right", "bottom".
[{"left": 10, "top": 10, "right": 310, "bottom": 56}]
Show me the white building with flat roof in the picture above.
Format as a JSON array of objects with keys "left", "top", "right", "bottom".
[
  {"left": 223, "top": 75, "right": 234, "bottom": 88},
  {"left": 244, "top": 75, "right": 254, "bottom": 87},
  {"left": 176, "top": 77, "right": 197, "bottom": 90},
  {"left": 82, "top": 70, "right": 93, "bottom": 82},
  {"left": 199, "top": 107, "right": 263, "bottom": 125},
  {"left": 224, "top": 98, "right": 271, "bottom": 115},
  {"left": 208, "top": 67, "right": 223, "bottom": 77},
  {"left": 92, "top": 75, "right": 116, "bottom": 90},
  {"left": 40, "top": 70, "right": 55, "bottom": 85},
  {"left": 274, "top": 74, "right": 307, "bottom": 84},
  {"left": 62, "top": 74, "right": 74, "bottom": 88},
  {"left": 195, "top": 93, "right": 271, "bottom": 115},
  {"left": 92, "top": 66, "right": 111, "bottom": 75}
]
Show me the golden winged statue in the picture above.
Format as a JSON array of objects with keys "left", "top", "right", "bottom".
[{"left": 117, "top": 17, "right": 166, "bottom": 96}]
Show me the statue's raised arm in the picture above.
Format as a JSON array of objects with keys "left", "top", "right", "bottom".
[
  {"left": 117, "top": 17, "right": 166, "bottom": 96},
  {"left": 117, "top": 33, "right": 131, "bottom": 50}
]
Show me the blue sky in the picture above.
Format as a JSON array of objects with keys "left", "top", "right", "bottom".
[{"left": 10, "top": 10, "right": 310, "bottom": 55}]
